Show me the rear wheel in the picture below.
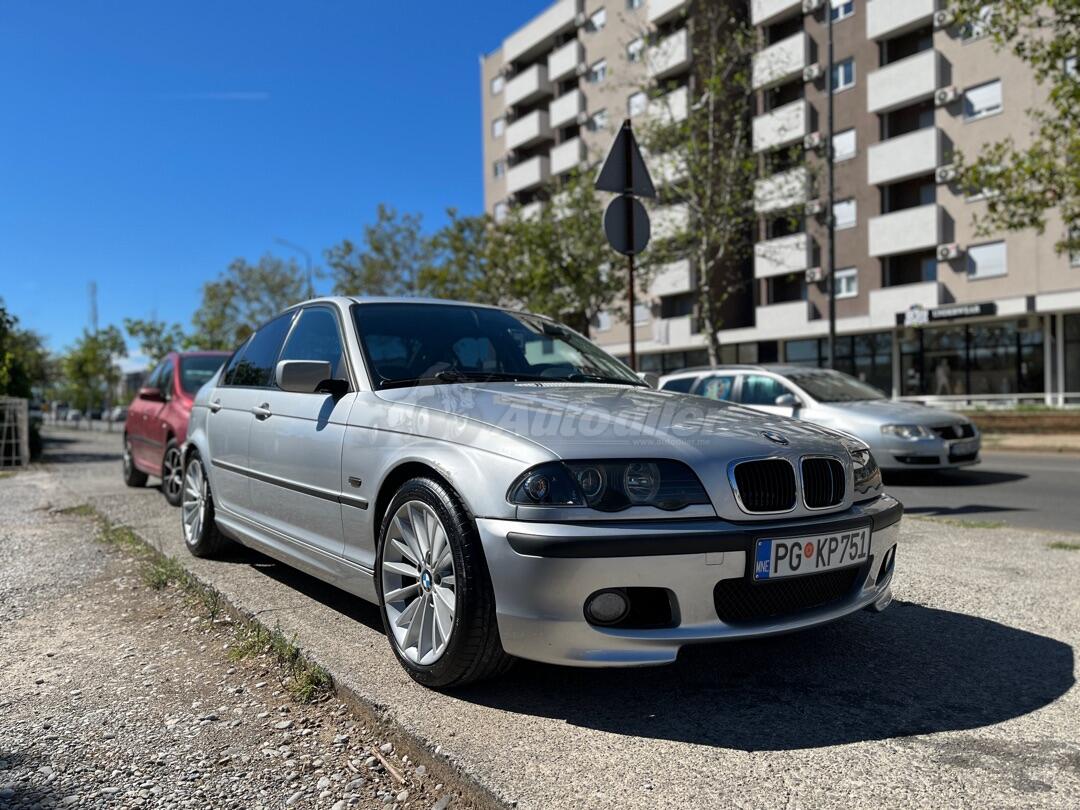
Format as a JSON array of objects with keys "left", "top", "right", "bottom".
[
  {"left": 122, "top": 435, "right": 148, "bottom": 488},
  {"left": 181, "top": 452, "right": 230, "bottom": 558},
  {"left": 162, "top": 439, "right": 184, "bottom": 506},
  {"left": 377, "top": 477, "right": 511, "bottom": 688}
]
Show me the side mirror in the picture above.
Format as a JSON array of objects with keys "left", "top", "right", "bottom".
[
  {"left": 775, "top": 393, "right": 801, "bottom": 409},
  {"left": 276, "top": 360, "right": 342, "bottom": 395},
  {"left": 637, "top": 371, "right": 660, "bottom": 388},
  {"left": 138, "top": 386, "right": 164, "bottom": 402}
]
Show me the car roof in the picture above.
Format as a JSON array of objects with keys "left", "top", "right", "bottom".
[{"left": 662, "top": 364, "right": 841, "bottom": 379}]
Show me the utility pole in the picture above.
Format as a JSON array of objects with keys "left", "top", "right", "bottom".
[
  {"left": 88, "top": 280, "right": 98, "bottom": 333},
  {"left": 825, "top": 2, "right": 837, "bottom": 369},
  {"left": 275, "top": 238, "right": 315, "bottom": 299}
]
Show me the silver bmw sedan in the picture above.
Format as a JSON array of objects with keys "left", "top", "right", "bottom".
[{"left": 180, "top": 298, "right": 902, "bottom": 688}]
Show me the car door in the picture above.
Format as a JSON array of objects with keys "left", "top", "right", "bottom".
[
  {"left": 128, "top": 360, "right": 163, "bottom": 468},
  {"left": 143, "top": 355, "right": 174, "bottom": 474},
  {"left": 247, "top": 305, "right": 354, "bottom": 560},
  {"left": 690, "top": 373, "right": 736, "bottom": 402},
  {"left": 205, "top": 313, "right": 296, "bottom": 520},
  {"left": 737, "top": 373, "right": 800, "bottom": 417}
]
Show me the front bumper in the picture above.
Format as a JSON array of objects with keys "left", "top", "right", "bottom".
[
  {"left": 476, "top": 494, "right": 902, "bottom": 667},
  {"left": 873, "top": 434, "right": 981, "bottom": 471}
]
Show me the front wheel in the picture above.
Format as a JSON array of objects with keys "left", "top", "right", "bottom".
[
  {"left": 162, "top": 439, "right": 184, "bottom": 506},
  {"left": 122, "top": 435, "right": 148, "bottom": 488},
  {"left": 376, "top": 477, "right": 511, "bottom": 688},
  {"left": 181, "top": 452, "right": 230, "bottom": 558}
]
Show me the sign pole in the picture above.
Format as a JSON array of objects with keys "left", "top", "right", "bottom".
[{"left": 624, "top": 120, "right": 637, "bottom": 371}]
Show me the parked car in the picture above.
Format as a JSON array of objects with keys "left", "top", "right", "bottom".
[
  {"left": 659, "top": 365, "right": 980, "bottom": 472},
  {"left": 180, "top": 298, "right": 902, "bottom": 688},
  {"left": 108, "top": 405, "right": 128, "bottom": 423},
  {"left": 123, "top": 351, "right": 230, "bottom": 505}
]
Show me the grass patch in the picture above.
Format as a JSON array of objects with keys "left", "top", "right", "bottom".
[
  {"left": 0, "top": 471, "right": 16, "bottom": 480},
  {"left": 914, "top": 515, "right": 1006, "bottom": 530},
  {"left": 1048, "top": 541, "right": 1080, "bottom": 551},
  {"left": 229, "top": 622, "right": 332, "bottom": 703},
  {"left": 57, "top": 503, "right": 96, "bottom": 517}
]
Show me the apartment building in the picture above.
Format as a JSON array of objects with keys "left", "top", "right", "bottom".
[{"left": 481, "top": 0, "right": 1080, "bottom": 401}]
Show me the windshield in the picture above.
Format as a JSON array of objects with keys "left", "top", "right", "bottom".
[
  {"left": 180, "top": 355, "right": 228, "bottom": 394},
  {"left": 785, "top": 369, "right": 886, "bottom": 403},
  {"left": 352, "top": 303, "right": 644, "bottom": 390}
]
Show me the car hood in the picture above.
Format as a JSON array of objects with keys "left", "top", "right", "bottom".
[
  {"left": 825, "top": 398, "right": 970, "bottom": 427},
  {"left": 375, "top": 382, "right": 851, "bottom": 462}
]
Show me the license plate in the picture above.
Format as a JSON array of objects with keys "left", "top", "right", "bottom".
[
  {"left": 753, "top": 528, "right": 870, "bottom": 581},
  {"left": 950, "top": 438, "right": 979, "bottom": 456}
]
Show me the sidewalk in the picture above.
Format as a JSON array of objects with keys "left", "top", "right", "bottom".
[{"left": 981, "top": 433, "right": 1080, "bottom": 454}]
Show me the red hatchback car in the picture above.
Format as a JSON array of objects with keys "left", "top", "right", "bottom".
[{"left": 123, "top": 351, "right": 230, "bottom": 505}]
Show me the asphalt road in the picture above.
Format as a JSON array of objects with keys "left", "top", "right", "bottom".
[
  {"left": 885, "top": 451, "right": 1080, "bottom": 533},
  {"left": 23, "top": 428, "right": 1080, "bottom": 809}
]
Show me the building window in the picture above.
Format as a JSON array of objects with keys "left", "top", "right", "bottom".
[
  {"left": 1070, "top": 228, "right": 1080, "bottom": 267},
  {"left": 634, "top": 303, "right": 650, "bottom": 325},
  {"left": 832, "top": 58, "right": 855, "bottom": 93},
  {"left": 588, "top": 59, "right": 607, "bottom": 83},
  {"left": 967, "top": 240, "right": 1007, "bottom": 279},
  {"left": 834, "top": 267, "right": 858, "bottom": 298},
  {"left": 830, "top": 0, "right": 855, "bottom": 22},
  {"left": 627, "top": 91, "right": 648, "bottom": 117},
  {"left": 492, "top": 117, "right": 505, "bottom": 138},
  {"left": 832, "top": 128, "right": 856, "bottom": 162},
  {"left": 588, "top": 108, "right": 608, "bottom": 131},
  {"left": 490, "top": 75, "right": 504, "bottom": 96},
  {"left": 493, "top": 160, "right": 506, "bottom": 178},
  {"left": 593, "top": 311, "right": 613, "bottom": 331},
  {"left": 587, "top": 7, "right": 606, "bottom": 32},
  {"left": 964, "top": 79, "right": 1003, "bottom": 121},
  {"left": 626, "top": 0, "right": 643, "bottom": 9},
  {"left": 833, "top": 198, "right": 857, "bottom": 230},
  {"left": 493, "top": 202, "right": 509, "bottom": 223},
  {"left": 627, "top": 37, "right": 644, "bottom": 63}
]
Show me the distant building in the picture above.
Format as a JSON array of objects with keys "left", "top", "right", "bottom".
[{"left": 119, "top": 369, "right": 146, "bottom": 402}]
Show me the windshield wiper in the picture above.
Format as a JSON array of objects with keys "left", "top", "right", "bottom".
[
  {"left": 561, "top": 372, "right": 643, "bottom": 386},
  {"left": 379, "top": 370, "right": 547, "bottom": 389}
]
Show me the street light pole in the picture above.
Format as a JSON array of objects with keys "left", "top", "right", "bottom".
[
  {"left": 825, "top": 1, "right": 837, "bottom": 369},
  {"left": 274, "top": 238, "right": 315, "bottom": 299}
]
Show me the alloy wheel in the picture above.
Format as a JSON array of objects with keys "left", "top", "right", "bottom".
[
  {"left": 381, "top": 500, "right": 458, "bottom": 665},
  {"left": 163, "top": 446, "right": 184, "bottom": 500},
  {"left": 182, "top": 458, "right": 206, "bottom": 545},
  {"left": 122, "top": 439, "right": 133, "bottom": 476}
]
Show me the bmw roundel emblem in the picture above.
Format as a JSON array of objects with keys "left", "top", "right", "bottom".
[{"left": 762, "top": 431, "right": 789, "bottom": 445}]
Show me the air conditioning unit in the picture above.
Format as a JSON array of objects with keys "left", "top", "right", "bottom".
[
  {"left": 574, "top": 12, "right": 586, "bottom": 26},
  {"left": 803, "top": 131, "right": 823, "bottom": 150},
  {"left": 803, "top": 63, "right": 823, "bottom": 82},
  {"left": 575, "top": 110, "right": 590, "bottom": 125},
  {"left": 935, "top": 86, "right": 961, "bottom": 107},
  {"left": 805, "top": 266, "right": 824, "bottom": 284},
  {"left": 937, "top": 243, "right": 964, "bottom": 261},
  {"left": 933, "top": 9, "right": 955, "bottom": 29},
  {"left": 935, "top": 164, "right": 958, "bottom": 184},
  {"left": 802, "top": 0, "right": 824, "bottom": 13},
  {"left": 804, "top": 199, "right": 824, "bottom": 216},
  {"left": 575, "top": 62, "right": 588, "bottom": 76}
]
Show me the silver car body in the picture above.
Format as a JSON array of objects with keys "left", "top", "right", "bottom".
[
  {"left": 659, "top": 364, "right": 981, "bottom": 472},
  {"left": 185, "top": 299, "right": 902, "bottom": 668}
]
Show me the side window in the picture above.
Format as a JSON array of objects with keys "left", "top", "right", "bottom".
[
  {"left": 158, "top": 359, "right": 175, "bottom": 399},
  {"left": 144, "top": 361, "right": 165, "bottom": 391},
  {"left": 695, "top": 374, "right": 735, "bottom": 401},
  {"left": 226, "top": 313, "right": 295, "bottom": 388},
  {"left": 221, "top": 342, "right": 250, "bottom": 387},
  {"left": 661, "top": 377, "right": 695, "bottom": 393},
  {"left": 279, "top": 308, "right": 347, "bottom": 380},
  {"left": 740, "top": 375, "right": 788, "bottom": 406}
]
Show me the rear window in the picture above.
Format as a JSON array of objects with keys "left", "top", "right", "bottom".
[
  {"left": 661, "top": 377, "right": 695, "bottom": 393},
  {"left": 180, "top": 355, "right": 227, "bottom": 394}
]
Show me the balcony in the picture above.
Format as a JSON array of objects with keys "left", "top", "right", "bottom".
[
  {"left": 754, "top": 233, "right": 811, "bottom": 279},
  {"left": 549, "top": 88, "right": 585, "bottom": 128},
  {"left": 651, "top": 203, "right": 690, "bottom": 241},
  {"left": 506, "top": 155, "right": 550, "bottom": 194},
  {"left": 520, "top": 201, "right": 543, "bottom": 221},
  {"left": 505, "top": 110, "right": 552, "bottom": 151},
  {"left": 652, "top": 314, "right": 697, "bottom": 347},
  {"left": 869, "top": 281, "right": 945, "bottom": 326},
  {"left": 550, "top": 137, "right": 586, "bottom": 176},
  {"left": 756, "top": 300, "right": 814, "bottom": 337},
  {"left": 645, "top": 85, "right": 688, "bottom": 127},
  {"left": 504, "top": 0, "right": 581, "bottom": 63},
  {"left": 752, "top": 99, "right": 809, "bottom": 153},
  {"left": 650, "top": 259, "right": 694, "bottom": 297},
  {"left": 647, "top": 28, "right": 691, "bottom": 80},
  {"left": 751, "top": 0, "right": 802, "bottom": 26},
  {"left": 867, "top": 49, "right": 941, "bottom": 114},
  {"left": 867, "top": 0, "right": 938, "bottom": 41},
  {"left": 754, "top": 166, "right": 810, "bottom": 214},
  {"left": 648, "top": 0, "right": 690, "bottom": 25},
  {"left": 506, "top": 64, "right": 553, "bottom": 108},
  {"left": 752, "top": 32, "right": 808, "bottom": 91},
  {"left": 867, "top": 127, "right": 943, "bottom": 186},
  {"left": 868, "top": 203, "right": 942, "bottom": 257},
  {"left": 548, "top": 39, "right": 584, "bottom": 82}
]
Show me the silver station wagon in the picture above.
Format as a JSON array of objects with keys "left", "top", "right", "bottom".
[{"left": 180, "top": 298, "right": 902, "bottom": 687}]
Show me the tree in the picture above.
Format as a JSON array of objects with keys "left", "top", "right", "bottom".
[
  {"left": 188, "top": 255, "right": 308, "bottom": 349},
  {"left": 328, "top": 204, "right": 432, "bottom": 297},
  {"left": 0, "top": 300, "right": 50, "bottom": 400},
  {"left": 59, "top": 326, "right": 127, "bottom": 412},
  {"left": 952, "top": 0, "right": 1080, "bottom": 255},
  {"left": 124, "top": 317, "right": 185, "bottom": 365},
  {"left": 635, "top": 1, "right": 757, "bottom": 365},
  {"left": 419, "top": 208, "right": 509, "bottom": 305}
]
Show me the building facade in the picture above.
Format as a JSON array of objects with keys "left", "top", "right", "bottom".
[{"left": 481, "top": 0, "right": 1080, "bottom": 403}]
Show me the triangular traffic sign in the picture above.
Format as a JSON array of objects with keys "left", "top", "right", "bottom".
[{"left": 595, "top": 119, "right": 656, "bottom": 198}]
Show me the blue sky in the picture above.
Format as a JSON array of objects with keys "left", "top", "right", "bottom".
[{"left": 0, "top": 1, "right": 549, "bottom": 362}]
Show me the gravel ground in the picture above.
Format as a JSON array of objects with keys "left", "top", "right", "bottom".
[
  {"left": 0, "top": 462, "right": 480, "bottom": 810},
  {"left": 9, "top": 429, "right": 1080, "bottom": 809}
]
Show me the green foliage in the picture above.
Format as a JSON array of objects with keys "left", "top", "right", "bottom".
[
  {"left": 124, "top": 317, "right": 186, "bottom": 365},
  {"left": 951, "top": 0, "right": 1080, "bottom": 254},
  {"left": 419, "top": 208, "right": 506, "bottom": 305},
  {"left": 58, "top": 325, "right": 126, "bottom": 412},
  {"left": 189, "top": 255, "right": 309, "bottom": 350},
  {"left": 1048, "top": 541, "right": 1080, "bottom": 551},
  {"left": 329, "top": 204, "right": 432, "bottom": 297},
  {"left": 0, "top": 300, "right": 50, "bottom": 400}
]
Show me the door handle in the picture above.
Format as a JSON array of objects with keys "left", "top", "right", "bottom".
[
  {"left": 209, "top": 399, "right": 222, "bottom": 413},
  {"left": 252, "top": 403, "right": 272, "bottom": 420}
]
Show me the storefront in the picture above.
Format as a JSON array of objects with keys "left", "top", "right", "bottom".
[{"left": 783, "top": 333, "right": 894, "bottom": 394}]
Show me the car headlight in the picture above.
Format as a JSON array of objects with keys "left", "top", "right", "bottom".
[
  {"left": 839, "top": 436, "right": 882, "bottom": 501},
  {"left": 508, "top": 460, "right": 709, "bottom": 512},
  {"left": 881, "top": 423, "right": 934, "bottom": 440}
]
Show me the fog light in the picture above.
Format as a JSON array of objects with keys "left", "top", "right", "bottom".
[{"left": 584, "top": 589, "right": 630, "bottom": 626}]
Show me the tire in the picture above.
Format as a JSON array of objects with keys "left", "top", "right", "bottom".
[
  {"left": 376, "top": 477, "right": 512, "bottom": 688},
  {"left": 122, "top": 435, "right": 148, "bottom": 488},
  {"left": 181, "top": 451, "right": 231, "bottom": 558},
  {"left": 162, "top": 438, "right": 184, "bottom": 507}
]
